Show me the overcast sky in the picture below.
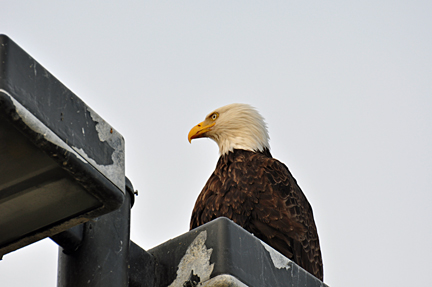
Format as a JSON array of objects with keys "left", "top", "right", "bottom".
[{"left": 1, "top": 1, "right": 432, "bottom": 286}]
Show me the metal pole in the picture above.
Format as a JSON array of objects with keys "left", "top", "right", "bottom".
[{"left": 57, "top": 188, "right": 132, "bottom": 287}]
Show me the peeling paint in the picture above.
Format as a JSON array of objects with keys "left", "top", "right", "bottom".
[
  {"left": 88, "top": 109, "right": 114, "bottom": 142},
  {"left": 0, "top": 88, "right": 125, "bottom": 192},
  {"left": 85, "top": 107, "right": 125, "bottom": 192},
  {"left": 72, "top": 144, "right": 124, "bottom": 192},
  {"left": 168, "top": 231, "right": 214, "bottom": 287},
  {"left": 0, "top": 89, "right": 88, "bottom": 165},
  {"left": 199, "top": 274, "right": 249, "bottom": 287},
  {"left": 32, "top": 61, "right": 37, "bottom": 76},
  {"left": 260, "top": 241, "right": 291, "bottom": 270}
]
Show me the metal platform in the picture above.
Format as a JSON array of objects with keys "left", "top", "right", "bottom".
[{"left": 148, "top": 217, "right": 327, "bottom": 287}]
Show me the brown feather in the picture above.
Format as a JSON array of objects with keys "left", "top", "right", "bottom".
[{"left": 190, "top": 149, "right": 323, "bottom": 281}]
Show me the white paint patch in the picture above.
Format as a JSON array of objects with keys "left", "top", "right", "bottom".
[
  {"left": 88, "top": 107, "right": 119, "bottom": 143},
  {"left": 86, "top": 107, "right": 125, "bottom": 191},
  {"left": 168, "top": 231, "right": 214, "bottom": 287},
  {"left": 72, "top": 144, "right": 124, "bottom": 191},
  {"left": 32, "top": 61, "right": 37, "bottom": 76},
  {"left": 260, "top": 241, "right": 292, "bottom": 270},
  {"left": 199, "top": 274, "right": 249, "bottom": 287},
  {"left": 0, "top": 89, "right": 125, "bottom": 192},
  {"left": 0, "top": 89, "right": 88, "bottom": 164}
]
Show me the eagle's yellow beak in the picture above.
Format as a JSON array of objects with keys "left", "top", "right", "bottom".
[{"left": 188, "top": 121, "right": 215, "bottom": 143}]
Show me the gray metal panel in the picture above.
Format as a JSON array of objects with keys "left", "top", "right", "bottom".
[
  {"left": 0, "top": 34, "right": 125, "bottom": 192},
  {"left": 0, "top": 35, "right": 125, "bottom": 257},
  {"left": 148, "top": 217, "right": 328, "bottom": 287}
]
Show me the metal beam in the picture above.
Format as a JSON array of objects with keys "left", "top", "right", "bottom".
[{"left": 57, "top": 186, "right": 132, "bottom": 287}]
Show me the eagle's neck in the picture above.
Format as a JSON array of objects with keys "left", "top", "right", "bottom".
[
  {"left": 218, "top": 137, "right": 266, "bottom": 156},
  {"left": 214, "top": 128, "right": 270, "bottom": 156}
]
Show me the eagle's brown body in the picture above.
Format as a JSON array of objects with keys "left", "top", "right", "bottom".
[{"left": 190, "top": 148, "right": 323, "bottom": 281}]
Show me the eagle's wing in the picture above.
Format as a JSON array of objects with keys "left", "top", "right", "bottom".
[
  {"left": 190, "top": 151, "right": 323, "bottom": 281},
  {"left": 252, "top": 157, "right": 323, "bottom": 281}
]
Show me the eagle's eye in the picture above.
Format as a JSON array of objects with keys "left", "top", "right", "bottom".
[{"left": 211, "top": 113, "right": 218, "bottom": 121}]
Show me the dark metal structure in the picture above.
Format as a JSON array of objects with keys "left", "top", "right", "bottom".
[
  {"left": 0, "top": 35, "right": 328, "bottom": 287},
  {"left": 0, "top": 34, "right": 125, "bottom": 258},
  {"left": 56, "top": 179, "right": 133, "bottom": 287},
  {"left": 148, "top": 217, "right": 328, "bottom": 287}
]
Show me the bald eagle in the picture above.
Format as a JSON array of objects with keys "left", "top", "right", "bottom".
[{"left": 188, "top": 103, "right": 323, "bottom": 281}]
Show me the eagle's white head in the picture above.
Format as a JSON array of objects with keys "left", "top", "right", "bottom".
[{"left": 188, "top": 103, "right": 270, "bottom": 155}]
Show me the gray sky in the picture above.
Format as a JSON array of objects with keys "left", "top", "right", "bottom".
[{"left": 1, "top": 1, "right": 432, "bottom": 286}]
